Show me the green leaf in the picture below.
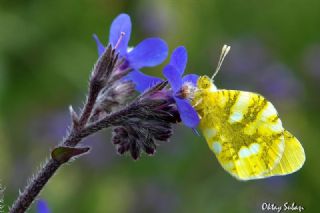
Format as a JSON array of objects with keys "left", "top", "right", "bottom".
[{"left": 51, "top": 146, "right": 90, "bottom": 163}]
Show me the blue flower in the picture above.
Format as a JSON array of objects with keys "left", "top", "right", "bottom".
[
  {"left": 162, "top": 47, "right": 200, "bottom": 128},
  {"left": 93, "top": 13, "right": 168, "bottom": 79},
  {"left": 128, "top": 46, "right": 200, "bottom": 128},
  {"left": 37, "top": 200, "right": 51, "bottom": 213}
]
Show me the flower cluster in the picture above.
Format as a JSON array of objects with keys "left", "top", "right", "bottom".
[
  {"left": 111, "top": 82, "right": 181, "bottom": 159},
  {"left": 93, "top": 13, "right": 200, "bottom": 159},
  {"left": 126, "top": 46, "right": 200, "bottom": 128}
]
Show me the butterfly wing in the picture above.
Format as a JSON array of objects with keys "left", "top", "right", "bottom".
[
  {"left": 265, "top": 130, "right": 305, "bottom": 176},
  {"left": 197, "top": 90, "right": 286, "bottom": 180}
]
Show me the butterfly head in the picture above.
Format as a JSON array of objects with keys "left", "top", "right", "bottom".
[
  {"left": 192, "top": 45, "right": 230, "bottom": 111},
  {"left": 177, "top": 75, "right": 216, "bottom": 100},
  {"left": 197, "top": 75, "right": 217, "bottom": 92}
]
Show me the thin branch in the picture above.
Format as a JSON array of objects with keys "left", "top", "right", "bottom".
[
  {"left": 9, "top": 160, "right": 60, "bottom": 213},
  {"left": 9, "top": 44, "right": 122, "bottom": 213},
  {"left": 77, "top": 84, "right": 101, "bottom": 128},
  {"left": 9, "top": 96, "right": 143, "bottom": 213}
]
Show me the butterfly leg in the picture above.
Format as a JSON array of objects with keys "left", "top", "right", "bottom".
[{"left": 192, "top": 98, "right": 203, "bottom": 108}]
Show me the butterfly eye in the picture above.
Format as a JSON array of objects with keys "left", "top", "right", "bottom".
[{"left": 198, "top": 76, "right": 212, "bottom": 89}]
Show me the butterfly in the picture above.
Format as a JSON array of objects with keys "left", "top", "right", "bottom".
[{"left": 192, "top": 45, "right": 305, "bottom": 180}]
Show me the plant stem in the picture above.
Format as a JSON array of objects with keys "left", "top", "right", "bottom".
[
  {"left": 9, "top": 160, "right": 60, "bottom": 213},
  {"left": 9, "top": 45, "right": 123, "bottom": 212},
  {"left": 9, "top": 99, "right": 140, "bottom": 213},
  {"left": 77, "top": 83, "right": 101, "bottom": 129}
]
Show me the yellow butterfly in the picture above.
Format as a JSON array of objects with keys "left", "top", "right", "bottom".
[{"left": 192, "top": 45, "right": 305, "bottom": 180}]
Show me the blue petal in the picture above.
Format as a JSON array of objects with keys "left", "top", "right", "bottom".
[
  {"left": 93, "top": 34, "right": 105, "bottom": 57},
  {"left": 162, "top": 65, "right": 182, "bottom": 93},
  {"left": 109, "top": 13, "right": 131, "bottom": 56},
  {"left": 174, "top": 97, "right": 200, "bottom": 128},
  {"left": 182, "top": 74, "right": 199, "bottom": 86},
  {"left": 37, "top": 200, "right": 51, "bottom": 213},
  {"left": 127, "top": 38, "right": 168, "bottom": 69},
  {"left": 170, "top": 46, "right": 187, "bottom": 75},
  {"left": 125, "top": 70, "right": 163, "bottom": 92}
]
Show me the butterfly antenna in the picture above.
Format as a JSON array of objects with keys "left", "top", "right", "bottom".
[{"left": 211, "top": 44, "right": 231, "bottom": 80}]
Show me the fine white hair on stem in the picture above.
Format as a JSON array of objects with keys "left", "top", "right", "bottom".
[
  {"left": 0, "top": 184, "right": 4, "bottom": 213},
  {"left": 211, "top": 44, "right": 231, "bottom": 80}
]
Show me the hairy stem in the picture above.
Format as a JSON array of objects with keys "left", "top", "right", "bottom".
[
  {"left": 9, "top": 45, "right": 124, "bottom": 212},
  {"left": 77, "top": 83, "right": 101, "bottom": 129},
  {"left": 9, "top": 160, "right": 60, "bottom": 213},
  {"left": 9, "top": 99, "right": 140, "bottom": 213}
]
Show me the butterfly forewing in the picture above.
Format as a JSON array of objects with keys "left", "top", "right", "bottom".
[{"left": 197, "top": 90, "right": 286, "bottom": 180}]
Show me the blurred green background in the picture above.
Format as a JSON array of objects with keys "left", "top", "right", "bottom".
[{"left": 1, "top": 0, "right": 320, "bottom": 212}]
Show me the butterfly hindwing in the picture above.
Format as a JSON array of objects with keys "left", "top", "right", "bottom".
[
  {"left": 197, "top": 90, "right": 286, "bottom": 180},
  {"left": 266, "top": 130, "right": 305, "bottom": 176}
]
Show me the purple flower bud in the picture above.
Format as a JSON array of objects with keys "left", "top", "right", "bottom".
[{"left": 110, "top": 82, "right": 180, "bottom": 160}]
